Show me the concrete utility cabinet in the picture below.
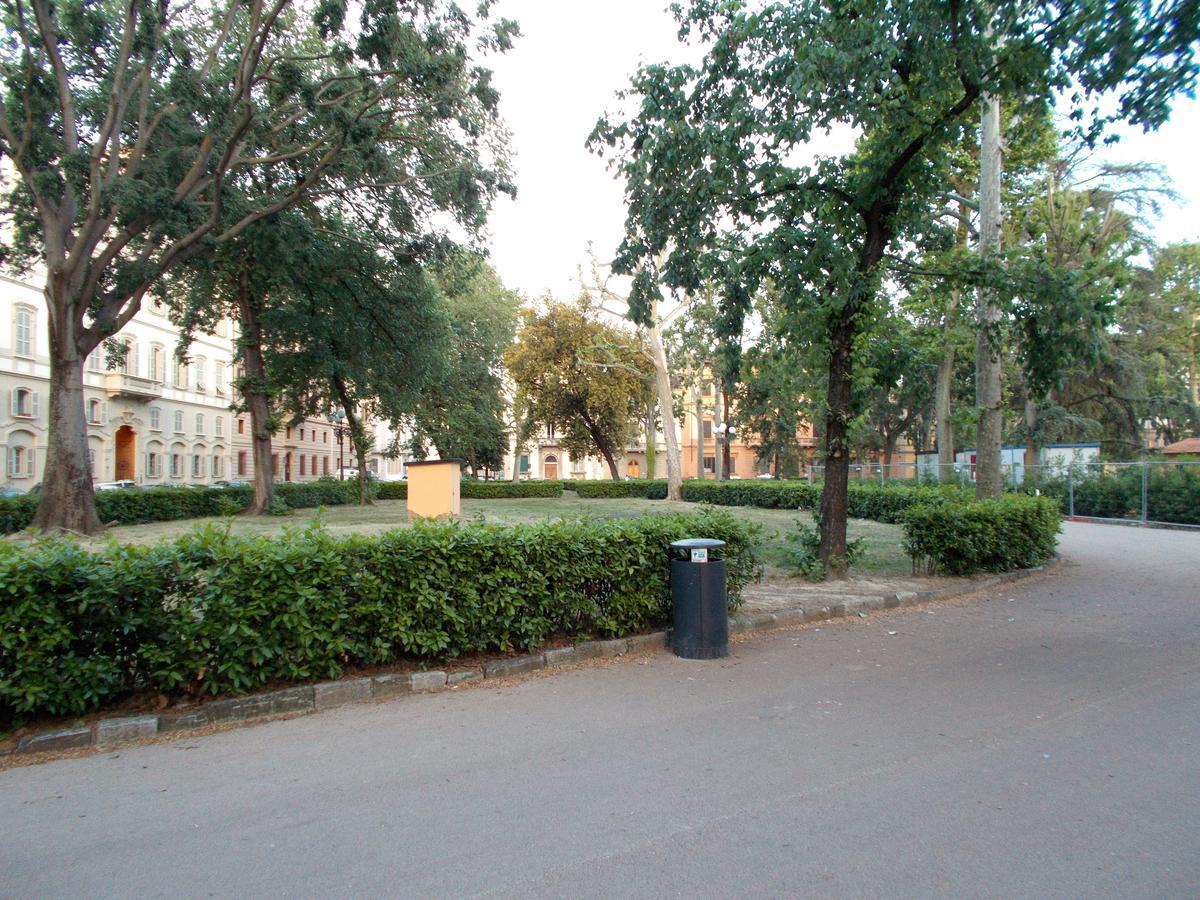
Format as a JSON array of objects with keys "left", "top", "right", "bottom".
[{"left": 406, "top": 459, "right": 463, "bottom": 519}]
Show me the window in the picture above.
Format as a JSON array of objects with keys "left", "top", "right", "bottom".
[
  {"left": 215, "top": 363, "right": 225, "bottom": 394},
  {"left": 147, "top": 452, "right": 160, "bottom": 478},
  {"left": 237, "top": 451, "right": 247, "bottom": 476},
  {"left": 215, "top": 416, "right": 224, "bottom": 437},
  {"left": 299, "top": 455, "right": 307, "bottom": 477},
  {"left": 271, "top": 453, "right": 279, "bottom": 475},
  {"left": 171, "top": 453, "right": 183, "bottom": 478},
  {"left": 86, "top": 399, "right": 104, "bottom": 425},
  {"left": 193, "top": 358, "right": 206, "bottom": 391},
  {"left": 117, "top": 338, "right": 136, "bottom": 376},
  {"left": 195, "top": 413, "right": 205, "bottom": 435},
  {"left": 286, "top": 427, "right": 292, "bottom": 440},
  {"left": 149, "top": 407, "right": 161, "bottom": 431},
  {"left": 174, "top": 358, "right": 188, "bottom": 389},
  {"left": 702, "top": 420, "right": 713, "bottom": 439},
  {"left": 174, "top": 410, "right": 184, "bottom": 434},
  {"left": 703, "top": 456, "right": 715, "bottom": 473},
  {"left": 311, "top": 454, "right": 317, "bottom": 474},
  {"left": 87, "top": 351, "right": 103, "bottom": 372},
  {"left": 148, "top": 344, "right": 164, "bottom": 383},
  {"left": 212, "top": 454, "right": 222, "bottom": 477},
  {"left": 7, "top": 445, "right": 33, "bottom": 477},
  {"left": 323, "top": 457, "right": 329, "bottom": 475},
  {"left": 323, "top": 431, "right": 328, "bottom": 443},
  {"left": 11, "top": 388, "right": 38, "bottom": 418},
  {"left": 14, "top": 305, "right": 34, "bottom": 356},
  {"left": 728, "top": 456, "right": 736, "bottom": 475},
  {"left": 237, "top": 418, "right": 245, "bottom": 435},
  {"left": 546, "top": 423, "right": 556, "bottom": 440},
  {"left": 192, "top": 454, "right": 203, "bottom": 478}
]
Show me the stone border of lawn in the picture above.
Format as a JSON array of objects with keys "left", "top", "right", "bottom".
[{"left": 3, "top": 559, "right": 1057, "bottom": 760}]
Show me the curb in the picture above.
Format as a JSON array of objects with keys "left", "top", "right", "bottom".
[{"left": 3, "top": 559, "right": 1057, "bottom": 761}]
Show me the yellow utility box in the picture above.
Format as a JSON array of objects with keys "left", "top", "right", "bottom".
[{"left": 406, "top": 459, "right": 462, "bottom": 519}]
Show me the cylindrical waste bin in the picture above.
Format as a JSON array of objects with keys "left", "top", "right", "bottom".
[{"left": 669, "top": 538, "right": 729, "bottom": 659}]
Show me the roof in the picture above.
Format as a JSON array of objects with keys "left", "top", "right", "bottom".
[{"left": 1162, "top": 438, "right": 1200, "bottom": 455}]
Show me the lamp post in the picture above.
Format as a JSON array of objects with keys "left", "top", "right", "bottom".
[
  {"left": 715, "top": 421, "right": 735, "bottom": 482},
  {"left": 326, "top": 407, "right": 347, "bottom": 480}
]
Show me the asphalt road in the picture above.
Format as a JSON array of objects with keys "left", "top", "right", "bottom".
[{"left": 2, "top": 522, "right": 1198, "bottom": 899}]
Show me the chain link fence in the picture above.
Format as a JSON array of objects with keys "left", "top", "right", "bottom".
[{"left": 805, "top": 459, "right": 1200, "bottom": 528}]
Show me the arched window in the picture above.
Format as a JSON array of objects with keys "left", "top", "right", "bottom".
[
  {"left": 193, "top": 357, "right": 206, "bottom": 391},
  {"left": 174, "top": 410, "right": 184, "bottom": 433},
  {"left": 215, "top": 362, "right": 226, "bottom": 394},
  {"left": 86, "top": 398, "right": 106, "bottom": 425},
  {"left": 148, "top": 344, "right": 165, "bottom": 383},
  {"left": 7, "top": 443, "right": 33, "bottom": 478},
  {"left": 149, "top": 407, "right": 162, "bottom": 431},
  {"left": 543, "top": 454, "right": 559, "bottom": 480},
  {"left": 212, "top": 452, "right": 223, "bottom": 478},
  {"left": 170, "top": 445, "right": 185, "bottom": 478},
  {"left": 214, "top": 416, "right": 224, "bottom": 437},
  {"left": 174, "top": 356, "right": 188, "bottom": 389},
  {"left": 192, "top": 452, "right": 203, "bottom": 478},
  {"left": 13, "top": 305, "right": 35, "bottom": 357}
]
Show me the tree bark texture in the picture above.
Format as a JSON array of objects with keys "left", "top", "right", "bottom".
[
  {"left": 935, "top": 289, "right": 959, "bottom": 483},
  {"left": 238, "top": 293, "right": 275, "bottom": 516},
  {"left": 818, "top": 311, "right": 854, "bottom": 577},
  {"left": 974, "top": 91, "right": 1005, "bottom": 500},
  {"left": 649, "top": 317, "right": 683, "bottom": 500},
  {"left": 694, "top": 391, "right": 705, "bottom": 480}
]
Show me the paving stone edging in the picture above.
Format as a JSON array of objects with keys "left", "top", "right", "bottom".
[{"left": 5, "top": 560, "right": 1056, "bottom": 759}]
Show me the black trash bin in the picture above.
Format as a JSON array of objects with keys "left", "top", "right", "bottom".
[{"left": 669, "top": 538, "right": 729, "bottom": 659}]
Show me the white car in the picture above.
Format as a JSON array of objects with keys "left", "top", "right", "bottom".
[{"left": 94, "top": 480, "right": 137, "bottom": 491}]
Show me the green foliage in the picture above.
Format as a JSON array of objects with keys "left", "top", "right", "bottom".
[
  {"left": 575, "top": 480, "right": 669, "bottom": 499},
  {"left": 678, "top": 479, "right": 971, "bottom": 522},
  {"left": 0, "top": 481, "right": 375, "bottom": 534},
  {"left": 785, "top": 514, "right": 866, "bottom": 580},
  {"left": 1039, "top": 465, "right": 1200, "bottom": 525},
  {"left": 460, "top": 481, "right": 563, "bottom": 499},
  {"left": 901, "top": 495, "right": 1060, "bottom": 575},
  {"left": 376, "top": 481, "right": 409, "bottom": 500},
  {"left": 0, "top": 511, "right": 759, "bottom": 721}
]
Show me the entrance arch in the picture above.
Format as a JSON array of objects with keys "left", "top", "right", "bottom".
[
  {"left": 115, "top": 425, "right": 136, "bottom": 481},
  {"left": 543, "top": 454, "right": 558, "bottom": 480}
]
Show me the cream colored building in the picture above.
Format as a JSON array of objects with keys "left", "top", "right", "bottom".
[{"left": 2, "top": 269, "right": 354, "bottom": 491}]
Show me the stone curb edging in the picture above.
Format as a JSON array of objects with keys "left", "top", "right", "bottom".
[{"left": 4, "top": 559, "right": 1056, "bottom": 759}]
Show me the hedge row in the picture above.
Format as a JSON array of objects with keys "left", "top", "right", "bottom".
[
  {"left": 901, "top": 494, "right": 1060, "bottom": 575},
  {"left": 0, "top": 480, "right": 374, "bottom": 533},
  {"left": 677, "top": 479, "right": 972, "bottom": 523},
  {"left": 1036, "top": 465, "right": 1200, "bottom": 525},
  {"left": 0, "top": 510, "right": 760, "bottom": 721},
  {"left": 575, "top": 480, "right": 669, "bottom": 499},
  {"left": 462, "top": 480, "right": 563, "bottom": 499}
]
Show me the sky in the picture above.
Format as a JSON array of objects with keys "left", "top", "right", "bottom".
[{"left": 483, "top": 1, "right": 1200, "bottom": 300}]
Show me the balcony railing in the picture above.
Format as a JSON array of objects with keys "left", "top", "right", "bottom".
[{"left": 104, "top": 372, "right": 162, "bottom": 401}]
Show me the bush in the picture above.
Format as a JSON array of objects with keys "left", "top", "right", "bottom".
[
  {"left": 901, "top": 494, "right": 1060, "bottom": 576},
  {"left": 0, "top": 479, "right": 378, "bottom": 534},
  {"left": 376, "top": 481, "right": 408, "bottom": 500},
  {"left": 680, "top": 479, "right": 820, "bottom": 509},
  {"left": 575, "top": 480, "right": 668, "bottom": 499},
  {"left": 0, "top": 510, "right": 760, "bottom": 721},
  {"left": 460, "top": 480, "right": 563, "bottom": 499}
]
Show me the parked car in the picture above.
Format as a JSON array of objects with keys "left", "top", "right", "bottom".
[
  {"left": 94, "top": 480, "right": 138, "bottom": 491},
  {"left": 0, "top": 486, "right": 24, "bottom": 497},
  {"left": 212, "top": 480, "right": 251, "bottom": 488}
]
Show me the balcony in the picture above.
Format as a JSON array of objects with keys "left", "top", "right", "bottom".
[{"left": 104, "top": 372, "right": 162, "bottom": 401}]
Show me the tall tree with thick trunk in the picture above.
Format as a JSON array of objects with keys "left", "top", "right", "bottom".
[
  {"left": 0, "top": 0, "right": 516, "bottom": 531},
  {"left": 975, "top": 92, "right": 1006, "bottom": 498}
]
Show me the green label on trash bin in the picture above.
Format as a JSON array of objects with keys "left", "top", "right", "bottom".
[{"left": 690, "top": 548, "right": 708, "bottom": 563}]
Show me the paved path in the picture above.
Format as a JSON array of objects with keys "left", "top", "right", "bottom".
[{"left": 2, "top": 522, "right": 1198, "bottom": 898}]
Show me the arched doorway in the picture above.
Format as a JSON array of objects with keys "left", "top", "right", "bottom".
[
  {"left": 543, "top": 454, "right": 558, "bottom": 480},
  {"left": 627, "top": 460, "right": 640, "bottom": 478},
  {"left": 115, "top": 425, "right": 136, "bottom": 481}
]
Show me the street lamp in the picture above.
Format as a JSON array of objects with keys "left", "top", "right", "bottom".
[
  {"left": 715, "top": 421, "right": 735, "bottom": 482},
  {"left": 326, "top": 407, "right": 347, "bottom": 480}
]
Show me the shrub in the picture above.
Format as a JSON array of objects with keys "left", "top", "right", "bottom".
[
  {"left": 376, "top": 481, "right": 408, "bottom": 500},
  {"left": 460, "top": 480, "right": 563, "bottom": 499},
  {"left": 0, "top": 510, "right": 760, "bottom": 721},
  {"left": 680, "top": 479, "right": 821, "bottom": 509},
  {"left": 575, "top": 479, "right": 668, "bottom": 499},
  {"left": 901, "top": 494, "right": 1060, "bottom": 576},
  {"left": 785, "top": 513, "right": 865, "bottom": 579}
]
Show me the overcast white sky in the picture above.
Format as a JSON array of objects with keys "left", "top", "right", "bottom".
[{"left": 484, "top": 1, "right": 1200, "bottom": 300}]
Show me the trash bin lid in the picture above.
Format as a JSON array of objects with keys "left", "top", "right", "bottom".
[{"left": 669, "top": 538, "right": 726, "bottom": 551}]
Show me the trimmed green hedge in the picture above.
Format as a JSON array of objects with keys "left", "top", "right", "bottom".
[
  {"left": 0, "top": 480, "right": 374, "bottom": 533},
  {"left": 1036, "top": 465, "right": 1200, "bottom": 526},
  {"left": 901, "top": 494, "right": 1060, "bottom": 575},
  {"left": 376, "top": 480, "right": 408, "bottom": 500},
  {"left": 0, "top": 510, "right": 759, "bottom": 721},
  {"left": 575, "top": 479, "right": 669, "bottom": 499},
  {"left": 678, "top": 479, "right": 970, "bottom": 522},
  {"left": 460, "top": 480, "right": 563, "bottom": 499}
]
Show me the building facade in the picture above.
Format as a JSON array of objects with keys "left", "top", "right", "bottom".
[{"left": 2, "top": 270, "right": 356, "bottom": 491}]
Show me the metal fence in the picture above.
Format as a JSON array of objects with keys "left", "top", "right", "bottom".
[{"left": 806, "top": 459, "right": 1200, "bottom": 529}]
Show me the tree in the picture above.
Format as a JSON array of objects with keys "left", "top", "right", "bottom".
[
  {"left": 413, "top": 254, "right": 521, "bottom": 477},
  {"left": 0, "top": 0, "right": 516, "bottom": 531},
  {"left": 580, "top": 250, "right": 683, "bottom": 499},
  {"left": 505, "top": 300, "right": 649, "bottom": 480}
]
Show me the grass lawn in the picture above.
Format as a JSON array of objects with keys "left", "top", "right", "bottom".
[{"left": 86, "top": 495, "right": 912, "bottom": 576}]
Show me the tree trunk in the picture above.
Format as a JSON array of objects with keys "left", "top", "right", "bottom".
[
  {"left": 721, "top": 384, "right": 733, "bottom": 479},
  {"left": 32, "top": 339, "right": 103, "bottom": 533},
  {"left": 335, "top": 380, "right": 371, "bottom": 505},
  {"left": 975, "top": 91, "right": 1004, "bottom": 500},
  {"left": 643, "top": 399, "right": 656, "bottom": 480},
  {"left": 935, "top": 298, "right": 958, "bottom": 483},
  {"left": 1023, "top": 397, "right": 1039, "bottom": 489},
  {"left": 714, "top": 386, "right": 725, "bottom": 482},
  {"left": 774, "top": 448, "right": 782, "bottom": 480},
  {"left": 882, "top": 433, "right": 897, "bottom": 482},
  {"left": 818, "top": 314, "right": 854, "bottom": 578},
  {"left": 694, "top": 390, "right": 705, "bottom": 481},
  {"left": 649, "top": 317, "right": 683, "bottom": 500},
  {"left": 238, "top": 293, "right": 274, "bottom": 516}
]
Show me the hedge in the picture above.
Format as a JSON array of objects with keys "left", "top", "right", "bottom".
[
  {"left": 460, "top": 480, "right": 563, "bottom": 499},
  {"left": 0, "top": 479, "right": 375, "bottom": 533},
  {"left": 677, "top": 479, "right": 970, "bottom": 522},
  {"left": 0, "top": 510, "right": 760, "bottom": 722},
  {"left": 1037, "top": 465, "right": 1200, "bottom": 526},
  {"left": 376, "top": 480, "right": 408, "bottom": 500},
  {"left": 901, "top": 494, "right": 1060, "bottom": 575},
  {"left": 575, "top": 479, "right": 669, "bottom": 499}
]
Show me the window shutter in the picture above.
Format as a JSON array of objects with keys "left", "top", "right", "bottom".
[
  {"left": 100, "top": 401, "right": 108, "bottom": 424},
  {"left": 7, "top": 447, "right": 15, "bottom": 477},
  {"left": 8, "top": 388, "right": 15, "bottom": 417},
  {"left": 31, "top": 392, "right": 39, "bottom": 419},
  {"left": 25, "top": 446, "right": 34, "bottom": 476}
]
